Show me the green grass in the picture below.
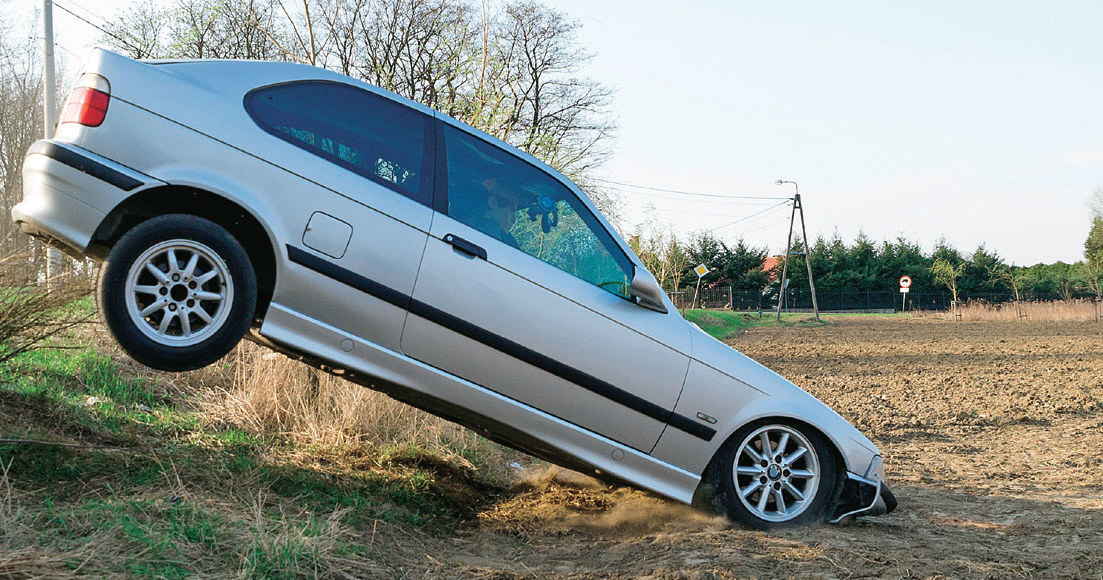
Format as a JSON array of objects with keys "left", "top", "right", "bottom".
[
  {"left": 682, "top": 308, "right": 913, "bottom": 340},
  {"left": 80, "top": 499, "right": 220, "bottom": 578},
  {"left": 682, "top": 309, "right": 827, "bottom": 340},
  {"left": 0, "top": 332, "right": 501, "bottom": 577}
]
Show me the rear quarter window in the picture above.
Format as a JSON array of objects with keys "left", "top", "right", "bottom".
[{"left": 245, "top": 81, "right": 432, "bottom": 205}]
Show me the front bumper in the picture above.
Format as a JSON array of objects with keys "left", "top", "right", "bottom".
[
  {"left": 829, "top": 476, "right": 897, "bottom": 523},
  {"left": 828, "top": 455, "right": 897, "bottom": 523}
]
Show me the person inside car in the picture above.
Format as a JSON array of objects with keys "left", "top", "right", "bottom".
[{"left": 465, "top": 178, "right": 520, "bottom": 247}]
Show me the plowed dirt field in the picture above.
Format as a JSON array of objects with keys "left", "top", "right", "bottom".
[{"left": 401, "top": 317, "right": 1103, "bottom": 579}]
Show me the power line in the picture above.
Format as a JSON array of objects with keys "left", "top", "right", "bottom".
[
  {"left": 55, "top": 0, "right": 105, "bottom": 24},
  {"left": 724, "top": 210, "right": 790, "bottom": 231},
  {"left": 707, "top": 200, "right": 791, "bottom": 232},
  {"left": 53, "top": 41, "right": 81, "bottom": 61},
  {"left": 30, "top": 36, "right": 83, "bottom": 61},
  {"left": 736, "top": 216, "right": 790, "bottom": 237},
  {"left": 52, "top": 0, "right": 142, "bottom": 55},
  {"left": 618, "top": 188, "right": 783, "bottom": 205},
  {"left": 592, "top": 177, "right": 791, "bottom": 201},
  {"left": 714, "top": 210, "right": 789, "bottom": 236},
  {"left": 623, "top": 202, "right": 788, "bottom": 218}
]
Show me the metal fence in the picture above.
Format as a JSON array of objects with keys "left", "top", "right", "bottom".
[{"left": 670, "top": 287, "right": 1097, "bottom": 313}]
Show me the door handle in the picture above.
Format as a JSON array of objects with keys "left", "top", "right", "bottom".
[{"left": 443, "top": 233, "right": 487, "bottom": 260}]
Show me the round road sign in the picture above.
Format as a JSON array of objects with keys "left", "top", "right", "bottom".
[{"left": 899, "top": 275, "right": 913, "bottom": 288}]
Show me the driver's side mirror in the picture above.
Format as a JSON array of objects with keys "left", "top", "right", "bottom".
[{"left": 630, "top": 275, "right": 668, "bottom": 314}]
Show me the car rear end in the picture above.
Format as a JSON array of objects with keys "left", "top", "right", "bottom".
[{"left": 14, "top": 51, "right": 167, "bottom": 256}]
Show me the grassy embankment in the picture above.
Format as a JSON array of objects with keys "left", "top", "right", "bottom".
[
  {"left": 0, "top": 298, "right": 523, "bottom": 578},
  {"left": 681, "top": 309, "right": 826, "bottom": 341}
]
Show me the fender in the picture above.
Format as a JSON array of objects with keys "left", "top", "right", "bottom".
[{"left": 133, "top": 165, "right": 285, "bottom": 258}]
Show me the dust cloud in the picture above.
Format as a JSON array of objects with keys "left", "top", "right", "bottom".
[{"left": 503, "top": 465, "right": 729, "bottom": 537}]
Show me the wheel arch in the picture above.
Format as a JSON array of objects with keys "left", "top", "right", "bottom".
[
  {"left": 706, "top": 415, "right": 847, "bottom": 486},
  {"left": 89, "top": 184, "right": 278, "bottom": 322},
  {"left": 702, "top": 389, "right": 879, "bottom": 477}
]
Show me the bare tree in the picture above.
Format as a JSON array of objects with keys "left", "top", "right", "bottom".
[
  {"left": 930, "top": 258, "right": 965, "bottom": 318},
  {"left": 104, "top": 0, "right": 294, "bottom": 61},
  {"left": 491, "top": 1, "right": 614, "bottom": 177},
  {"left": 309, "top": 0, "right": 368, "bottom": 75},
  {"left": 101, "top": 0, "right": 618, "bottom": 213},
  {"left": 630, "top": 212, "right": 688, "bottom": 293},
  {"left": 989, "top": 264, "right": 1025, "bottom": 322},
  {"left": 0, "top": 17, "right": 45, "bottom": 258},
  {"left": 1091, "top": 186, "right": 1103, "bottom": 219},
  {"left": 103, "top": 0, "right": 171, "bottom": 59},
  {"left": 354, "top": 0, "right": 475, "bottom": 111},
  {"left": 1084, "top": 261, "right": 1102, "bottom": 304}
]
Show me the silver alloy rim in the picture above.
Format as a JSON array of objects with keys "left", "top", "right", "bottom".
[
  {"left": 124, "top": 239, "right": 234, "bottom": 347},
  {"left": 734, "top": 424, "right": 821, "bottom": 522}
]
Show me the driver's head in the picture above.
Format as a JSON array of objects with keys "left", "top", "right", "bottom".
[{"left": 482, "top": 178, "right": 519, "bottom": 233}]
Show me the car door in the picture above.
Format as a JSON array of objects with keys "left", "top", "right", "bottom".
[
  {"left": 244, "top": 81, "right": 434, "bottom": 351},
  {"left": 401, "top": 120, "right": 694, "bottom": 453}
]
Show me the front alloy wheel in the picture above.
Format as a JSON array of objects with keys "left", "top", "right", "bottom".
[
  {"left": 99, "top": 214, "right": 256, "bottom": 371},
  {"left": 701, "top": 420, "right": 837, "bottom": 529},
  {"left": 733, "top": 425, "right": 821, "bottom": 522}
]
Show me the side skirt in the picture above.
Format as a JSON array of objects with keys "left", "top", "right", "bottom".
[{"left": 258, "top": 302, "right": 702, "bottom": 504}]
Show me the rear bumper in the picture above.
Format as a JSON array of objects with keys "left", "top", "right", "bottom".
[{"left": 12, "top": 140, "right": 158, "bottom": 254}]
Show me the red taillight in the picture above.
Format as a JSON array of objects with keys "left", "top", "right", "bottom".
[
  {"left": 61, "top": 87, "right": 110, "bottom": 127},
  {"left": 60, "top": 73, "right": 111, "bottom": 127}
]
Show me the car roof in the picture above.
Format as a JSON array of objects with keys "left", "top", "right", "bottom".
[
  {"left": 138, "top": 54, "right": 438, "bottom": 118},
  {"left": 103, "top": 49, "right": 637, "bottom": 267}
]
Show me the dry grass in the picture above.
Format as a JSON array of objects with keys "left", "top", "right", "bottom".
[
  {"left": 0, "top": 457, "right": 96, "bottom": 578},
  {"left": 0, "top": 255, "right": 93, "bottom": 363},
  {"left": 0, "top": 269, "right": 529, "bottom": 577},
  {"left": 189, "top": 342, "right": 525, "bottom": 483},
  {"left": 941, "top": 299, "right": 1103, "bottom": 322}
]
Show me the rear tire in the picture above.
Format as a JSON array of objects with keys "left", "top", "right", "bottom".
[
  {"left": 98, "top": 214, "right": 256, "bottom": 371},
  {"left": 699, "top": 419, "right": 837, "bottom": 529}
]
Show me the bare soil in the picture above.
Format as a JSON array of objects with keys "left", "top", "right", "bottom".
[{"left": 391, "top": 317, "right": 1103, "bottom": 579}]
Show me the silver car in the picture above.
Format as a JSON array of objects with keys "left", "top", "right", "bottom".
[{"left": 14, "top": 48, "right": 895, "bottom": 528}]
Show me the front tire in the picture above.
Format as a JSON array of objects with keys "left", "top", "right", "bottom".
[
  {"left": 700, "top": 420, "right": 837, "bottom": 529},
  {"left": 98, "top": 214, "right": 257, "bottom": 371}
]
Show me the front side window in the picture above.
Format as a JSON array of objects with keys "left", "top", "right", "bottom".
[
  {"left": 245, "top": 81, "right": 430, "bottom": 205},
  {"left": 443, "top": 125, "right": 633, "bottom": 297}
]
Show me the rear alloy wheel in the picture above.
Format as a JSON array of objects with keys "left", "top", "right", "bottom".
[
  {"left": 99, "top": 214, "right": 256, "bottom": 371},
  {"left": 702, "top": 421, "right": 837, "bottom": 529}
]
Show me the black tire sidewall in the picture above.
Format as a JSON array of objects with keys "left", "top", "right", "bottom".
[
  {"left": 703, "top": 418, "right": 838, "bottom": 530},
  {"left": 98, "top": 214, "right": 257, "bottom": 372}
]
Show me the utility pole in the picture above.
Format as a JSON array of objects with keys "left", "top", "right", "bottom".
[
  {"left": 775, "top": 180, "right": 820, "bottom": 322},
  {"left": 42, "top": 0, "right": 65, "bottom": 287},
  {"left": 776, "top": 197, "right": 796, "bottom": 321}
]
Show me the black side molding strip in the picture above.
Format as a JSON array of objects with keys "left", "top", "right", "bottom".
[
  {"left": 29, "top": 141, "right": 143, "bottom": 191},
  {"left": 287, "top": 245, "right": 410, "bottom": 310},
  {"left": 406, "top": 298, "right": 715, "bottom": 441},
  {"left": 285, "top": 245, "right": 716, "bottom": 442}
]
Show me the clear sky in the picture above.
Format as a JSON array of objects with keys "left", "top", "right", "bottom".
[{"left": 37, "top": 0, "right": 1103, "bottom": 264}]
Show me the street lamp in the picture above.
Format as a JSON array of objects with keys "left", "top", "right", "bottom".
[
  {"left": 775, "top": 179, "right": 798, "bottom": 196},
  {"left": 773, "top": 179, "right": 820, "bottom": 322}
]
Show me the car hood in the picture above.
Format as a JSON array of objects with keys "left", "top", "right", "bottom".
[{"left": 686, "top": 323, "right": 880, "bottom": 457}]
